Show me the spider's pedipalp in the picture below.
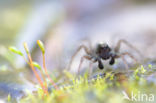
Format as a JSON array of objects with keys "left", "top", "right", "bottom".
[
  {"left": 109, "top": 57, "right": 115, "bottom": 65},
  {"left": 97, "top": 58, "right": 104, "bottom": 69}
]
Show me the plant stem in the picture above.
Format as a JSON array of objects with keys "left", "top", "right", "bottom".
[
  {"left": 23, "top": 55, "right": 48, "bottom": 90},
  {"left": 27, "top": 53, "right": 48, "bottom": 95},
  {"left": 40, "top": 70, "right": 48, "bottom": 89},
  {"left": 42, "top": 53, "right": 59, "bottom": 90}
]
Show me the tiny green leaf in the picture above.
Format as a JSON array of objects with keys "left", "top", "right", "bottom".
[
  {"left": 9, "top": 46, "right": 23, "bottom": 56},
  {"left": 37, "top": 40, "right": 45, "bottom": 54},
  {"left": 33, "top": 62, "right": 42, "bottom": 70},
  {"left": 23, "top": 42, "right": 30, "bottom": 54}
]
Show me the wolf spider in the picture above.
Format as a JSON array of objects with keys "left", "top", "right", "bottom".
[{"left": 67, "top": 39, "right": 141, "bottom": 75}]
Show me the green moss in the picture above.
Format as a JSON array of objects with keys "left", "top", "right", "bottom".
[{"left": 19, "top": 71, "right": 156, "bottom": 103}]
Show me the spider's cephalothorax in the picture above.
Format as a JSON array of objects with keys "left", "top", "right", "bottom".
[
  {"left": 95, "top": 43, "right": 116, "bottom": 69},
  {"left": 96, "top": 43, "right": 112, "bottom": 60},
  {"left": 68, "top": 39, "right": 140, "bottom": 75}
]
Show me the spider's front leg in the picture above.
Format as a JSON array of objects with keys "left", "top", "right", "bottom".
[
  {"left": 114, "top": 39, "right": 143, "bottom": 57},
  {"left": 67, "top": 45, "right": 91, "bottom": 71}
]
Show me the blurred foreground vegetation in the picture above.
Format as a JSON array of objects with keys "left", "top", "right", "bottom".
[{"left": 19, "top": 68, "right": 156, "bottom": 103}]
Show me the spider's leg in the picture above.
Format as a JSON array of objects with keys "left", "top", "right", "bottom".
[
  {"left": 87, "top": 62, "right": 93, "bottom": 77},
  {"left": 82, "top": 39, "right": 92, "bottom": 50},
  {"left": 67, "top": 45, "right": 91, "bottom": 71},
  {"left": 88, "top": 58, "right": 99, "bottom": 76},
  {"left": 114, "top": 52, "right": 138, "bottom": 70},
  {"left": 121, "top": 55, "right": 129, "bottom": 70},
  {"left": 115, "top": 52, "right": 138, "bottom": 70},
  {"left": 78, "top": 55, "right": 92, "bottom": 74},
  {"left": 117, "top": 52, "right": 139, "bottom": 70},
  {"left": 114, "top": 39, "right": 143, "bottom": 57},
  {"left": 121, "top": 52, "right": 138, "bottom": 63}
]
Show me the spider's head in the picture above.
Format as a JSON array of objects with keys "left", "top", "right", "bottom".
[
  {"left": 98, "top": 42, "right": 108, "bottom": 47},
  {"left": 96, "top": 42, "right": 112, "bottom": 59},
  {"left": 96, "top": 42, "right": 110, "bottom": 52}
]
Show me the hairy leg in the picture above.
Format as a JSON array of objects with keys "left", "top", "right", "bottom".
[
  {"left": 78, "top": 55, "right": 92, "bottom": 74},
  {"left": 115, "top": 52, "right": 138, "bottom": 70},
  {"left": 114, "top": 39, "right": 143, "bottom": 57},
  {"left": 67, "top": 45, "right": 91, "bottom": 71},
  {"left": 82, "top": 38, "right": 92, "bottom": 50},
  {"left": 121, "top": 52, "right": 138, "bottom": 63},
  {"left": 121, "top": 55, "right": 129, "bottom": 70},
  {"left": 88, "top": 62, "right": 93, "bottom": 77}
]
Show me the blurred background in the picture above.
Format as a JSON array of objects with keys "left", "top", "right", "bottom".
[{"left": 0, "top": 0, "right": 156, "bottom": 73}]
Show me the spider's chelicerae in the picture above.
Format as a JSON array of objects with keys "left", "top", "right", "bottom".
[{"left": 67, "top": 39, "right": 142, "bottom": 74}]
